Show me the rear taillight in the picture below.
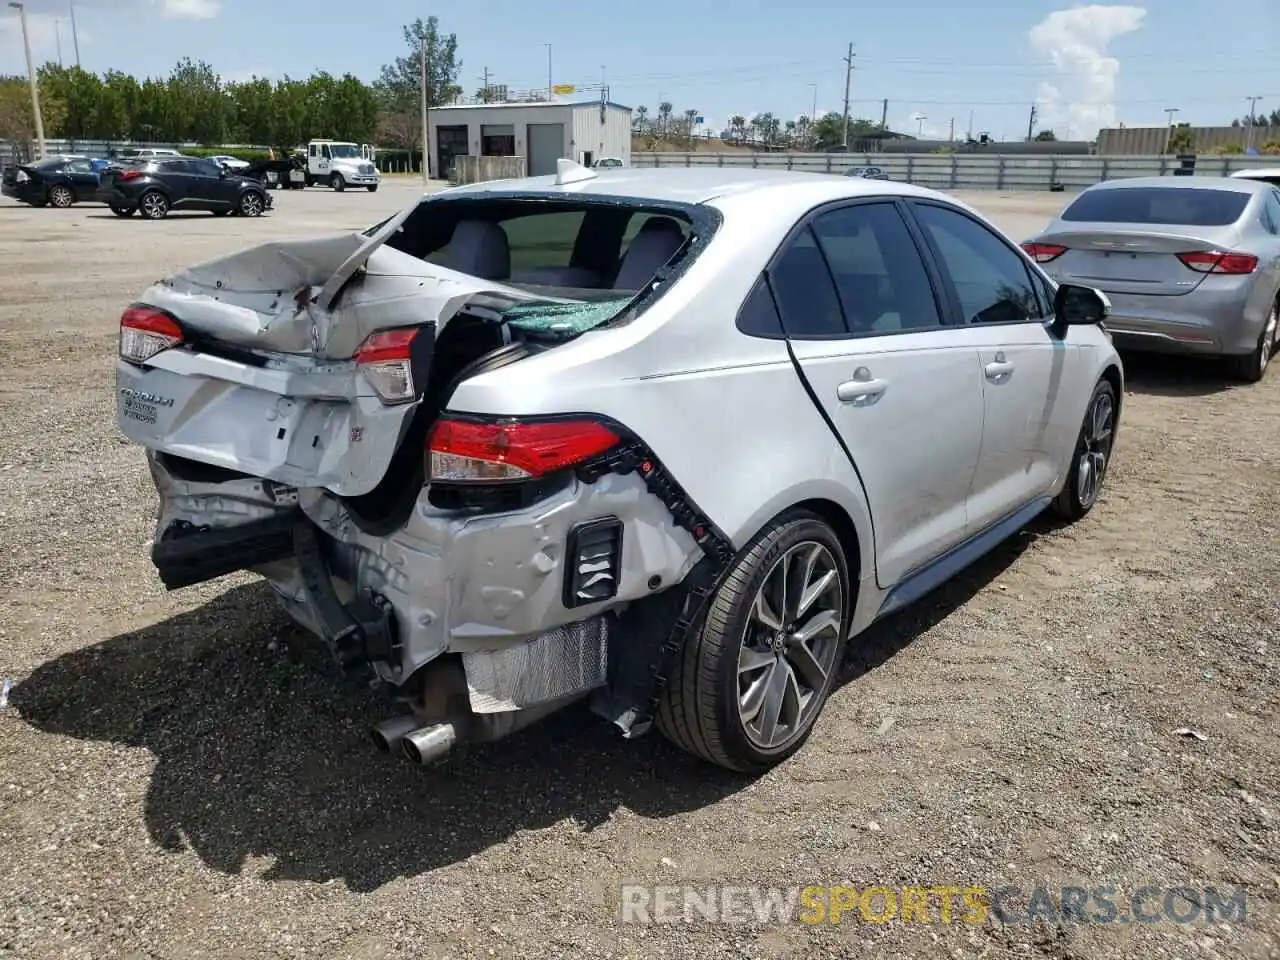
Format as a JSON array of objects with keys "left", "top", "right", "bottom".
[
  {"left": 117, "top": 169, "right": 143, "bottom": 182},
  {"left": 1176, "top": 250, "right": 1258, "bottom": 275},
  {"left": 354, "top": 328, "right": 419, "bottom": 404},
  {"left": 1021, "top": 242, "right": 1067, "bottom": 263},
  {"left": 120, "top": 304, "right": 183, "bottom": 365},
  {"left": 15, "top": 169, "right": 29, "bottom": 183},
  {"left": 427, "top": 417, "right": 621, "bottom": 483}
]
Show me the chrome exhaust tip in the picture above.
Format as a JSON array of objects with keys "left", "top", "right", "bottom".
[
  {"left": 401, "top": 723, "right": 458, "bottom": 766},
  {"left": 370, "top": 715, "right": 421, "bottom": 755}
]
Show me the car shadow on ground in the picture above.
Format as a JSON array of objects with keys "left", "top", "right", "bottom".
[
  {"left": 1119, "top": 351, "right": 1244, "bottom": 397},
  {"left": 14, "top": 520, "right": 1043, "bottom": 892}
]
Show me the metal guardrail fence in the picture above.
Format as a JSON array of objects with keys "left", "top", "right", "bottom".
[{"left": 629, "top": 152, "right": 1280, "bottom": 191}]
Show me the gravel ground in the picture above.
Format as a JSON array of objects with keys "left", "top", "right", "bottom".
[{"left": 0, "top": 180, "right": 1277, "bottom": 960}]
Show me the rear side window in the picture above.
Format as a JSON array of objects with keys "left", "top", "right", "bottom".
[
  {"left": 1061, "top": 187, "right": 1251, "bottom": 226},
  {"left": 769, "top": 227, "right": 846, "bottom": 337}
]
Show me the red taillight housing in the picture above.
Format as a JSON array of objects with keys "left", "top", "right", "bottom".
[
  {"left": 427, "top": 417, "right": 621, "bottom": 483},
  {"left": 120, "top": 304, "right": 183, "bottom": 365},
  {"left": 354, "top": 327, "right": 419, "bottom": 404},
  {"left": 1021, "top": 242, "right": 1067, "bottom": 263},
  {"left": 1176, "top": 250, "right": 1258, "bottom": 275},
  {"left": 117, "top": 169, "right": 143, "bottom": 182}
]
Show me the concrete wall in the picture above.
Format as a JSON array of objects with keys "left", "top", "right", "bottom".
[
  {"left": 629, "top": 151, "right": 1280, "bottom": 191},
  {"left": 1096, "top": 125, "right": 1280, "bottom": 155}
]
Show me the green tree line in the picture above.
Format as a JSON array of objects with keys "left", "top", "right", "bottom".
[{"left": 0, "top": 16, "right": 462, "bottom": 150}]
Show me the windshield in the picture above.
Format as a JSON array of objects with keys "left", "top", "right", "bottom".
[
  {"left": 1061, "top": 187, "right": 1251, "bottom": 226},
  {"left": 328, "top": 144, "right": 360, "bottom": 159},
  {"left": 381, "top": 195, "right": 708, "bottom": 308}
]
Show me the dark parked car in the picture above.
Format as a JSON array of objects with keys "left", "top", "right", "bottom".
[
  {"left": 2, "top": 155, "right": 103, "bottom": 207},
  {"left": 95, "top": 156, "right": 273, "bottom": 219},
  {"left": 844, "top": 165, "right": 890, "bottom": 180}
]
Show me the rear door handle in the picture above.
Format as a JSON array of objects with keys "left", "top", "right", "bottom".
[
  {"left": 836, "top": 377, "right": 888, "bottom": 405},
  {"left": 984, "top": 351, "right": 1014, "bottom": 382}
]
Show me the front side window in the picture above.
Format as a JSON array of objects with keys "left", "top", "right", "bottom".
[{"left": 912, "top": 202, "right": 1046, "bottom": 324}]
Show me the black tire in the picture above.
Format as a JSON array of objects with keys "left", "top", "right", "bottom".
[
  {"left": 366, "top": 184, "right": 378, "bottom": 192},
  {"left": 657, "top": 510, "right": 852, "bottom": 772},
  {"left": 1226, "top": 301, "right": 1278, "bottom": 383},
  {"left": 110, "top": 205, "right": 135, "bottom": 218},
  {"left": 330, "top": 173, "right": 345, "bottom": 192},
  {"left": 237, "top": 190, "right": 266, "bottom": 217},
  {"left": 1050, "top": 377, "right": 1117, "bottom": 522},
  {"left": 138, "top": 190, "right": 169, "bottom": 220},
  {"left": 47, "top": 184, "right": 74, "bottom": 208}
]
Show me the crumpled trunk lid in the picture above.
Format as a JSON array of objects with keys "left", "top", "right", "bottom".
[{"left": 117, "top": 230, "right": 554, "bottom": 497}]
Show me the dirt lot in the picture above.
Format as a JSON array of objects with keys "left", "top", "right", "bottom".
[{"left": 0, "top": 180, "right": 1277, "bottom": 960}]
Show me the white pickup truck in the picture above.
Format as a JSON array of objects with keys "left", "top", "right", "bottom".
[{"left": 302, "top": 139, "right": 381, "bottom": 192}]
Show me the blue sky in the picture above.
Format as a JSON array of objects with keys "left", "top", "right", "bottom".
[{"left": 1, "top": 0, "right": 1277, "bottom": 141}]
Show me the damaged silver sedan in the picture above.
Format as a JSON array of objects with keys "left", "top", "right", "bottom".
[{"left": 117, "top": 162, "right": 1122, "bottom": 772}]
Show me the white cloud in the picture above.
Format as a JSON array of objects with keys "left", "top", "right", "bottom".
[
  {"left": 158, "top": 0, "right": 220, "bottom": 19},
  {"left": 1029, "top": 4, "right": 1146, "bottom": 140},
  {"left": 899, "top": 111, "right": 951, "bottom": 140}
]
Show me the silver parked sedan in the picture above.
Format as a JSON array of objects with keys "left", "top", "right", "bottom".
[{"left": 1022, "top": 176, "right": 1280, "bottom": 381}]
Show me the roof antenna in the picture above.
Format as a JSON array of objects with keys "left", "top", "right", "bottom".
[{"left": 555, "top": 157, "right": 597, "bottom": 185}]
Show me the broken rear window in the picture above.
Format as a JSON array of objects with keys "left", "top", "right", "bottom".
[{"left": 381, "top": 196, "right": 703, "bottom": 301}]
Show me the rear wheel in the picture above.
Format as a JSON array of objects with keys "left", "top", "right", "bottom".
[
  {"left": 238, "top": 191, "right": 265, "bottom": 217},
  {"left": 47, "top": 184, "right": 74, "bottom": 208},
  {"left": 138, "top": 190, "right": 169, "bottom": 220},
  {"left": 330, "top": 173, "right": 345, "bottom": 192},
  {"left": 1050, "top": 377, "right": 1117, "bottom": 522},
  {"left": 1227, "top": 301, "right": 1278, "bottom": 383},
  {"left": 110, "top": 205, "right": 135, "bottom": 218},
  {"left": 657, "top": 511, "right": 850, "bottom": 772}
]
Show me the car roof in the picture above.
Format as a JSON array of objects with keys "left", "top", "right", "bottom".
[
  {"left": 1083, "top": 175, "right": 1271, "bottom": 195},
  {"left": 436, "top": 166, "right": 936, "bottom": 205},
  {"left": 1231, "top": 168, "right": 1280, "bottom": 179}
]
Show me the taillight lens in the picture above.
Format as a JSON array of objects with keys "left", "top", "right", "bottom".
[
  {"left": 354, "top": 327, "right": 419, "bottom": 404},
  {"left": 118, "top": 169, "right": 143, "bottom": 182},
  {"left": 427, "top": 417, "right": 621, "bottom": 483},
  {"left": 1021, "top": 242, "right": 1067, "bottom": 263},
  {"left": 15, "top": 169, "right": 29, "bottom": 183},
  {"left": 120, "top": 304, "right": 183, "bottom": 364},
  {"left": 1176, "top": 250, "right": 1258, "bottom": 275}
]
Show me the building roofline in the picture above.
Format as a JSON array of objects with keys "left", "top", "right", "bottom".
[{"left": 430, "top": 100, "right": 631, "bottom": 113}]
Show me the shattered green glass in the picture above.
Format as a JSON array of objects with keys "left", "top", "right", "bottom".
[{"left": 502, "top": 296, "right": 634, "bottom": 337}]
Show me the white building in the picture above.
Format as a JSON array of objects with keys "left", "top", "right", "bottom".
[{"left": 427, "top": 100, "right": 633, "bottom": 179}]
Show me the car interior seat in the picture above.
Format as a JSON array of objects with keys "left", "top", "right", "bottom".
[
  {"left": 613, "top": 217, "right": 686, "bottom": 290},
  {"left": 442, "top": 220, "right": 510, "bottom": 280}
]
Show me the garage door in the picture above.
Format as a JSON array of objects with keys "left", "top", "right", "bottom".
[{"left": 527, "top": 123, "right": 565, "bottom": 177}]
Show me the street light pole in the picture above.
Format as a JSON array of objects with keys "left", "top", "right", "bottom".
[
  {"left": 9, "top": 2, "right": 45, "bottom": 160},
  {"left": 1246, "top": 96, "right": 1263, "bottom": 151},
  {"left": 69, "top": 0, "right": 81, "bottom": 68},
  {"left": 545, "top": 44, "right": 552, "bottom": 99},
  {"left": 1162, "top": 107, "right": 1180, "bottom": 153}
]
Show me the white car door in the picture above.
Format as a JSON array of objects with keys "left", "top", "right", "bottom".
[
  {"left": 906, "top": 199, "right": 1081, "bottom": 532},
  {"left": 767, "top": 199, "right": 986, "bottom": 589}
]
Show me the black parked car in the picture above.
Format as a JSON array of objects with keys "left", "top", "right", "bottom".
[
  {"left": 844, "top": 165, "right": 890, "bottom": 180},
  {"left": 95, "top": 156, "right": 273, "bottom": 219},
  {"left": 2, "top": 155, "right": 103, "bottom": 207}
]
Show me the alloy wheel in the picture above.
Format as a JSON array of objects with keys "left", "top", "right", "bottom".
[
  {"left": 1261, "top": 304, "right": 1278, "bottom": 373},
  {"left": 1077, "top": 390, "right": 1115, "bottom": 509},
  {"left": 50, "top": 186, "right": 73, "bottom": 208},
  {"left": 736, "top": 541, "right": 844, "bottom": 750},
  {"left": 240, "top": 193, "right": 264, "bottom": 217},
  {"left": 141, "top": 193, "right": 167, "bottom": 219}
]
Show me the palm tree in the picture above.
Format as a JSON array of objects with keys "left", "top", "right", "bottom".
[
  {"left": 784, "top": 119, "right": 797, "bottom": 149},
  {"left": 683, "top": 108, "right": 698, "bottom": 144},
  {"left": 657, "top": 101, "right": 673, "bottom": 140},
  {"left": 633, "top": 105, "right": 649, "bottom": 135},
  {"left": 730, "top": 115, "right": 747, "bottom": 143},
  {"left": 796, "top": 114, "right": 811, "bottom": 149}
]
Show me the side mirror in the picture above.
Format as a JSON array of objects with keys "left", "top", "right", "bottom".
[{"left": 1053, "top": 283, "right": 1109, "bottom": 327}]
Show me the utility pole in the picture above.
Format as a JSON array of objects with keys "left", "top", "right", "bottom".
[
  {"left": 880, "top": 98, "right": 888, "bottom": 130},
  {"left": 68, "top": 0, "right": 80, "bottom": 68},
  {"left": 841, "top": 42, "right": 854, "bottom": 149},
  {"left": 8, "top": 2, "right": 45, "bottom": 160},
  {"left": 419, "top": 30, "right": 430, "bottom": 183},
  {"left": 1246, "top": 95, "right": 1263, "bottom": 151},
  {"left": 480, "top": 67, "right": 490, "bottom": 102},
  {"left": 1026, "top": 103, "right": 1037, "bottom": 141},
  {"left": 545, "top": 43, "right": 552, "bottom": 99},
  {"left": 1163, "top": 107, "right": 1179, "bottom": 153},
  {"left": 948, "top": 117, "right": 954, "bottom": 142},
  {"left": 54, "top": 18, "right": 62, "bottom": 66},
  {"left": 967, "top": 110, "right": 974, "bottom": 140}
]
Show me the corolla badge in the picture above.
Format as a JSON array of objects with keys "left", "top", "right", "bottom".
[{"left": 119, "top": 388, "right": 174, "bottom": 407}]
